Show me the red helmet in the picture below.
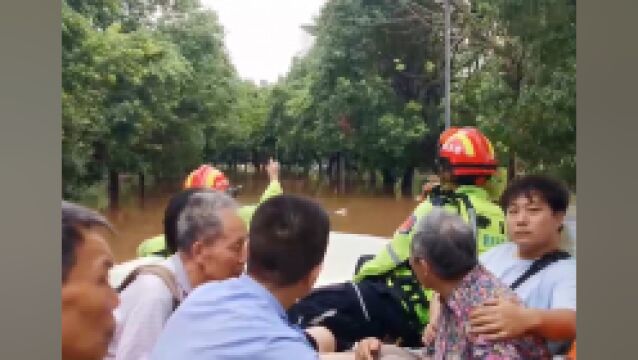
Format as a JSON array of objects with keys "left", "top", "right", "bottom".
[
  {"left": 438, "top": 127, "right": 497, "bottom": 176},
  {"left": 438, "top": 127, "right": 461, "bottom": 146},
  {"left": 183, "top": 165, "right": 230, "bottom": 191}
]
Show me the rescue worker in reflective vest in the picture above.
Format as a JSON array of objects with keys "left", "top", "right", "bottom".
[
  {"left": 287, "top": 127, "right": 507, "bottom": 352},
  {"left": 137, "top": 158, "right": 282, "bottom": 258}
]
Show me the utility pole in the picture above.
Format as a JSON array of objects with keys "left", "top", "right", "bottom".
[{"left": 444, "top": 0, "right": 451, "bottom": 129}]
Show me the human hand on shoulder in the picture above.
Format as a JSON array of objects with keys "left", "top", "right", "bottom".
[{"left": 469, "top": 296, "right": 537, "bottom": 340}]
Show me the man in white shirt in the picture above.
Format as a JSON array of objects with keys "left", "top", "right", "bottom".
[
  {"left": 105, "top": 189, "right": 248, "bottom": 360},
  {"left": 470, "top": 174, "right": 576, "bottom": 355}
]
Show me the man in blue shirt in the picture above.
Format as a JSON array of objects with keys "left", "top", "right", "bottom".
[{"left": 150, "top": 194, "right": 330, "bottom": 360}]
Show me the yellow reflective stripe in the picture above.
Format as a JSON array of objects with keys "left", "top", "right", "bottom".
[
  {"left": 415, "top": 303, "right": 430, "bottom": 324},
  {"left": 205, "top": 171, "right": 215, "bottom": 188},
  {"left": 386, "top": 243, "right": 402, "bottom": 266},
  {"left": 485, "top": 137, "right": 495, "bottom": 158},
  {"left": 184, "top": 173, "right": 193, "bottom": 188},
  {"left": 453, "top": 132, "right": 475, "bottom": 156}
]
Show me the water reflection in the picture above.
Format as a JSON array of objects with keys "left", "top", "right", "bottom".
[{"left": 103, "top": 175, "right": 419, "bottom": 262}]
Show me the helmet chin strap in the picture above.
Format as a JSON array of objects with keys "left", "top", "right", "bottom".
[{"left": 474, "top": 176, "right": 488, "bottom": 186}]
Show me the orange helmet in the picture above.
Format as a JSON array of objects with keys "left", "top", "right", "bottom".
[
  {"left": 183, "top": 165, "right": 230, "bottom": 191},
  {"left": 437, "top": 127, "right": 497, "bottom": 176}
]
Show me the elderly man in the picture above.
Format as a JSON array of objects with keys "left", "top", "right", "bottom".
[
  {"left": 106, "top": 190, "right": 248, "bottom": 360},
  {"left": 355, "top": 209, "right": 549, "bottom": 360},
  {"left": 62, "top": 201, "right": 119, "bottom": 360},
  {"left": 150, "top": 195, "right": 331, "bottom": 360}
]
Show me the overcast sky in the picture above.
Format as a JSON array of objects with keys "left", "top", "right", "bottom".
[{"left": 200, "top": 0, "right": 327, "bottom": 84}]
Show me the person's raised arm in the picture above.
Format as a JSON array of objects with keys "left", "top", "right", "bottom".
[
  {"left": 238, "top": 159, "right": 283, "bottom": 225},
  {"left": 261, "top": 158, "right": 282, "bottom": 202}
]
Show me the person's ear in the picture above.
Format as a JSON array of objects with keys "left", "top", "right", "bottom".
[
  {"left": 305, "top": 263, "right": 323, "bottom": 289},
  {"left": 554, "top": 211, "right": 566, "bottom": 232},
  {"left": 188, "top": 239, "right": 206, "bottom": 264},
  {"left": 61, "top": 284, "right": 77, "bottom": 308},
  {"left": 417, "top": 258, "right": 430, "bottom": 277}
]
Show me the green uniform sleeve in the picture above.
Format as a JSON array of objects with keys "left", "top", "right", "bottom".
[
  {"left": 260, "top": 180, "right": 283, "bottom": 202},
  {"left": 484, "top": 167, "right": 508, "bottom": 203},
  {"left": 354, "top": 201, "right": 434, "bottom": 281},
  {"left": 136, "top": 234, "right": 167, "bottom": 258},
  {"left": 238, "top": 180, "right": 283, "bottom": 227}
]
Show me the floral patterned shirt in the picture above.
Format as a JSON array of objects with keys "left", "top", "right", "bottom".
[{"left": 433, "top": 265, "right": 550, "bottom": 359}]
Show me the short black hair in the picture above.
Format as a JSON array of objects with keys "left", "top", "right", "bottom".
[
  {"left": 164, "top": 188, "right": 213, "bottom": 254},
  {"left": 62, "top": 201, "right": 114, "bottom": 283},
  {"left": 247, "top": 195, "right": 330, "bottom": 287},
  {"left": 500, "top": 175, "right": 570, "bottom": 213},
  {"left": 410, "top": 208, "right": 477, "bottom": 281}
]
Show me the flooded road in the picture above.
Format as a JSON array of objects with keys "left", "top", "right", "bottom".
[
  {"left": 102, "top": 175, "right": 418, "bottom": 262},
  {"left": 102, "top": 174, "right": 577, "bottom": 262}
]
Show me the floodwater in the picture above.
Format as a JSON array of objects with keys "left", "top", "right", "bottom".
[
  {"left": 102, "top": 174, "right": 419, "bottom": 262},
  {"left": 101, "top": 173, "right": 577, "bottom": 262}
]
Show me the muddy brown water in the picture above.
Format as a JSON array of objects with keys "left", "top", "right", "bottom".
[{"left": 102, "top": 176, "right": 419, "bottom": 262}]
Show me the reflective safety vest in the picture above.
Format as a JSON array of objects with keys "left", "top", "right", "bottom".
[
  {"left": 136, "top": 180, "right": 283, "bottom": 258},
  {"left": 485, "top": 166, "right": 508, "bottom": 203},
  {"left": 354, "top": 185, "right": 507, "bottom": 327}
]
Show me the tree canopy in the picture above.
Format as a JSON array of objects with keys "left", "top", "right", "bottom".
[{"left": 62, "top": 0, "right": 576, "bottom": 200}]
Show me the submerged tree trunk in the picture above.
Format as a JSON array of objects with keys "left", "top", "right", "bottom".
[
  {"left": 138, "top": 172, "right": 145, "bottom": 200},
  {"left": 327, "top": 154, "right": 338, "bottom": 182},
  {"left": 252, "top": 151, "right": 261, "bottom": 174},
  {"left": 382, "top": 168, "right": 396, "bottom": 194},
  {"left": 108, "top": 169, "right": 119, "bottom": 209},
  {"left": 339, "top": 153, "right": 346, "bottom": 194},
  {"left": 401, "top": 166, "right": 415, "bottom": 197},
  {"left": 369, "top": 169, "right": 377, "bottom": 188}
]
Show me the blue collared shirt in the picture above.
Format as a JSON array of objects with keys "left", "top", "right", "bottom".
[{"left": 150, "top": 274, "right": 318, "bottom": 360}]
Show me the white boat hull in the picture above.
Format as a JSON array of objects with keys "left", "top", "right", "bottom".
[{"left": 109, "top": 231, "right": 389, "bottom": 289}]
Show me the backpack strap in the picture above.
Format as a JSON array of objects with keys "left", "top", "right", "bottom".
[
  {"left": 510, "top": 250, "right": 571, "bottom": 290},
  {"left": 116, "top": 264, "right": 181, "bottom": 311},
  {"left": 149, "top": 249, "right": 171, "bottom": 258},
  {"left": 429, "top": 187, "right": 458, "bottom": 208},
  {"left": 429, "top": 188, "right": 483, "bottom": 254},
  {"left": 452, "top": 192, "right": 479, "bottom": 247}
]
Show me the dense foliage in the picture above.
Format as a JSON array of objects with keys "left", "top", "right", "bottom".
[{"left": 62, "top": 0, "right": 576, "bottom": 201}]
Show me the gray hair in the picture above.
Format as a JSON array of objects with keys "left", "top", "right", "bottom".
[
  {"left": 175, "top": 191, "right": 239, "bottom": 252},
  {"left": 410, "top": 208, "right": 477, "bottom": 281}
]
